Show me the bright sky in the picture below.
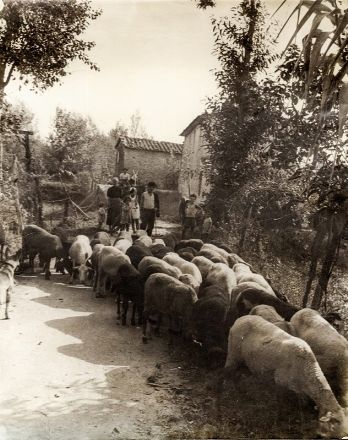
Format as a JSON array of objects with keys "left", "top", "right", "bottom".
[{"left": 5, "top": 0, "right": 292, "bottom": 143}]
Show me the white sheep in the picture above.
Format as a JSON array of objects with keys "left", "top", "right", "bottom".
[
  {"left": 134, "top": 235, "right": 153, "bottom": 247},
  {"left": 113, "top": 238, "right": 132, "bottom": 254},
  {"left": 230, "top": 281, "right": 276, "bottom": 303},
  {"left": 96, "top": 246, "right": 130, "bottom": 297},
  {"left": 179, "top": 273, "right": 200, "bottom": 295},
  {"left": 205, "top": 262, "right": 237, "bottom": 298},
  {"left": 201, "top": 244, "right": 249, "bottom": 268},
  {"left": 291, "top": 308, "right": 348, "bottom": 408},
  {"left": 68, "top": 235, "right": 92, "bottom": 284},
  {"left": 233, "top": 263, "right": 275, "bottom": 296},
  {"left": 152, "top": 238, "right": 166, "bottom": 246},
  {"left": 197, "top": 247, "right": 229, "bottom": 265},
  {"left": 233, "top": 262, "right": 253, "bottom": 283},
  {"left": 138, "top": 256, "right": 182, "bottom": 280},
  {"left": 249, "top": 304, "right": 295, "bottom": 335},
  {"left": 163, "top": 252, "right": 202, "bottom": 285},
  {"left": 223, "top": 315, "right": 348, "bottom": 439},
  {"left": 191, "top": 255, "right": 214, "bottom": 281}
]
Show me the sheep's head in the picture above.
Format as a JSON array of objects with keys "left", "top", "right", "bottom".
[
  {"left": 317, "top": 408, "right": 348, "bottom": 439},
  {"left": 73, "top": 264, "right": 89, "bottom": 285},
  {"left": 179, "top": 274, "right": 200, "bottom": 294}
]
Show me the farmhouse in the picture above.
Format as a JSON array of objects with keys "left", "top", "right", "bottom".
[
  {"left": 178, "top": 115, "right": 210, "bottom": 200},
  {"left": 115, "top": 136, "right": 183, "bottom": 189}
]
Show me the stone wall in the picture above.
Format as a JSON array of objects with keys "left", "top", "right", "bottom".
[
  {"left": 91, "top": 140, "right": 116, "bottom": 183},
  {"left": 156, "top": 190, "right": 181, "bottom": 219},
  {"left": 117, "top": 146, "right": 181, "bottom": 190}
]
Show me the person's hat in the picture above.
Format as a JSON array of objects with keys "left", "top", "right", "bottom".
[
  {"left": 147, "top": 181, "right": 156, "bottom": 188},
  {"left": 112, "top": 177, "right": 119, "bottom": 184}
]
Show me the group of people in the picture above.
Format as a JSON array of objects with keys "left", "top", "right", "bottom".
[
  {"left": 98, "top": 168, "right": 160, "bottom": 237},
  {"left": 98, "top": 167, "right": 212, "bottom": 240},
  {"left": 179, "top": 193, "right": 212, "bottom": 240}
]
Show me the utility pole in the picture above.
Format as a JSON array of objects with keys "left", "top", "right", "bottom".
[
  {"left": 19, "top": 129, "right": 34, "bottom": 172},
  {"left": 18, "top": 129, "right": 43, "bottom": 225}
]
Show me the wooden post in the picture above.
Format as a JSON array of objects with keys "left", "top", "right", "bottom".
[{"left": 19, "top": 130, "right": 34, "bottom": 173}]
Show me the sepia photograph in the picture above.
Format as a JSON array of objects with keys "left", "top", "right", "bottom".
[{"left": 0, "top": 0, "right": 347, "bottom": 438}]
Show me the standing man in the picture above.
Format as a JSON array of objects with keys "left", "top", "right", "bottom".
[{"left": 140, "top": 181, "right": 160, "bottom": 237}]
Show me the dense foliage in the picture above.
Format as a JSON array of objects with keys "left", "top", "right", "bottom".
[
  {"left": 0, "top": 0, "right": 101, "bottom": 102},
  {"left": 200, "top": 0, "right": 347, "bottom": 309}
]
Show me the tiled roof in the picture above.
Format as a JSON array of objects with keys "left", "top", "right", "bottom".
[{"left": 116, "top": 136, "right": 183, "bottom": 155}]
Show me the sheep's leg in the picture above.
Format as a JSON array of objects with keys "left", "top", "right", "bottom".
[
  {"left": 95, "top": 270, "right": 104, "bottom": 298},
  {"left": 44, "top": 258, "right": 51, "bottom": 280},
  {"left": 137, "top": 303, "right": 143, "bottom": 326},
  {"left": 168, "top": 315, "right": 174, "bottom": 346},
  {"left": 130, "top": 302, "right": 136, "bottom": 326},
  {"left": 154, "top": 315, "right": 162, "bottom": 336},
  {"left": 120, "top": 296, "right": 127, "bottom": 325},
  {"left": 103, "top": 276, "right": 108, "bottom": 295},
  {"left": 93, "top": 268, "right": 98, "bottom": 292},
  {"left": 142, "top": 311, "right": 149, "bottom": 343},
  {"left": 4, "top": 286, "right": 12, "bottom": 320},
  {"left": 336, "top": 366, "right": 348, "bottom": 408},
  {"left": 0, "top": 244, "right": 3, "bottom": 261},
  {"left": 69, "top": 259, "right": 76, "bottom": 285},
  {"left": 29, "top": 253, "right": 36, "bottom": 274}
]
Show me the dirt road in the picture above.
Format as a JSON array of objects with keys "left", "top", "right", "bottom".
[
  {"left": 0, "top": 273, "right": 186, "bottom": 440},
  {"left": 0, "top": 268, "right": 331, "bottom": 440}
]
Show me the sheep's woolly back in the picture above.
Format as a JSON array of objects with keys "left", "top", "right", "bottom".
[
  {"left": 236, "top": 273, "right": 275, "bottom": 296},
  {"left": 250, "top": 305, "right": 285, "bottom": 323},
  {"left": 191, "top": 256, "right": 214, "bottom": 280},
  {"left": 138, "top": 256, "right": 182, "bottom": 279},
  {"left": 205, "top": 263, "right": 237, "bottom": 297},
  {"left": 225, "top": 316, "right": 347, "bottom": 438},
  {"left": 291, "top": 308, "right": 348, "bottom": 407}
]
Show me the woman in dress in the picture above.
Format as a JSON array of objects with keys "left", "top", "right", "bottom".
[{"left": 106, "top": 177, "right": 122, "bottom": 232}]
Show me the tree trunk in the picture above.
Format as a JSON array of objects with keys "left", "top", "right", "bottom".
[
  {"left": 63, "top": 199, "right": 70, "bottom": 220},
  {"left": 311, "top": 232, "right": 341, "bottom": 310},
  {"left": 238, "top": 205, "right": 253, "bottom": 254},
  {"left": 34, "top": 176, "right": 43, "bottom": 226},
  {"left": 310, "top": 211, "right": 348, "bottom": 309},
  {"left": 302, "top": 225, "right": 327, "bottom": 307}
]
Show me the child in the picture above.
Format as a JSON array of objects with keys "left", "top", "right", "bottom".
[
  {"left": 201, "top": 212, "right": 213, "bottom": 242},
  {"left": 195, "top": 205, "right": 204, "bottom": 235},
  {"left": 119, "top": 196, "right": 131, "bottom": 231},
  {"left": 129, "top": 188, "right": 140, "bottom": 233},
  {"left": 182, "top": 194, "right": 198, "bottom": 239},
  {"left": 97, "top": 203, "right": 106, "bottom": 229}
]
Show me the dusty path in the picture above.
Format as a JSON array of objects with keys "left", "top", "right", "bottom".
[{"left": 0, "top": 273, "right": 186, "bottom": 440}]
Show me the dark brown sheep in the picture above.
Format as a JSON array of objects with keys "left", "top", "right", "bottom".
[{"left": 22, "top": 225, "right": 64, "bottom": 280}]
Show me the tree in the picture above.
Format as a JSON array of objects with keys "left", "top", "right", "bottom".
[
  {"left": 0, "top": 0, "right": 101, "bottom": 105},
  {"left": 202, "top": 0, "right": 277, "bottom": 207},
  {"left": 44, "top": 108, "right": 97, "bottom": 178},
  {"left": 196, "top": 0, "right": 348, "bottom": 167},
  {"left": 109, "top": 110, "right": 152, "bottom": 140}
]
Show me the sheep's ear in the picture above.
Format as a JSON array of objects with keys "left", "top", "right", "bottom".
[
  {"left": 319, "top": 412, "right": 332, "bottom": 422},
  {"left": 242, "top": 299, "right": 254, "bottom": 310}
]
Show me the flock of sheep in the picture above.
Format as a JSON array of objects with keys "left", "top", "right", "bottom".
[{"left": 20, "top": 224, "right": 348, "bottom": 438}]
